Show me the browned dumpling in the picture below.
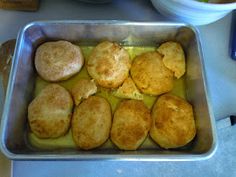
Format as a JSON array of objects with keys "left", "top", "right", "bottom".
[
  {"left": 71, "top": 79, "right": 97, "bottom": 105},
  {"left": 86, "top": 41, "right": 131, "bottom": 88},
  {"left": 72, "top": 96, "right": 112, "bottom": 150},
  {"left": 28, "top": 84, "right": 73, "bottom": 138},
  {"left": 157, "top": 41, "right": 185, "bottom": 79},
  {"left": 113, "top": 77, "right": 143, "bottom": 100},
  {"left": 131, "top": 51, "right": 174, "bottom": 96},
  {"left": 110, "top": 100, "right": 151, "bottom": 150},
  {"left": 150, "top": 94, "right": 196, "bottom": 149},
  {"left": 35, "top": 40, "right": 84, "bottom": 82}
]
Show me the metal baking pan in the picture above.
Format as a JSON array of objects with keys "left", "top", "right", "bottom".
[{"left": 0, "top": 21, "right": 217, "bottom": 160}]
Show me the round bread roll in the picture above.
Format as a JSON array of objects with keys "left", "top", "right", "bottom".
[
  {"left": 130, "top": 51, "right": 174, "bottom": 96},
  {"left": 86, "top": 41, "right": 131, "bottom": 88},
  {"left": 72, "top": 96, "right": 112, "bottom": 150},
  {"left": 28, "top": 84, "right": 73, "bottom": 138},
  {"left": 157, "top": 41, "right": 186, "bottom": 79},
  {"left": 110, "top": 100, "right": 151, "bottom": 150},
  {"left": 150, "top": 94, "right": 196, "bottom": 149},
  {"left": 71, "top": 79, "right": 97, "bottom": 106},
  {"left": 35, "top": 40, "right": 84, "bottom": 82}
]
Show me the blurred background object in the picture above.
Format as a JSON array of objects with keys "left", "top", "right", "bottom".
[
  {"left": 150, "top": 0, "right": 236, "bottom": 25},
  {"left": 231, "top": 10, "right": 236, "bottom": 60},
  {"left": 0, "top": 39, "right": 15, "bottom": 177},
  {"left": 200, "top": 0, "right": 235, "bottom": 3},
  {"left": 0, "top": 0, "right": 39, "bottom": 11},
  {"left": 75, "top": 0, "right": 111, "bottom": 3}
]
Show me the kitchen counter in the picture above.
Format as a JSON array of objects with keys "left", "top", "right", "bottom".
[{"left": 0, "top": 0, "right": 236, "bottom": 176}]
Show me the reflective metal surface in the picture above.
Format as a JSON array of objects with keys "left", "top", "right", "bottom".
[{"left": 0, "top": 21, "right": 217, "bottom": 160}]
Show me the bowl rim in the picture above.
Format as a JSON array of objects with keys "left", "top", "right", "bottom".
[{"left": 172, "top": 0, "right": 236, "bottom": 10}]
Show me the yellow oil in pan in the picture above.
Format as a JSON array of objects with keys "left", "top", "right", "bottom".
[{"left": 28, "top": 46, "right": 186, "bottom": 150}]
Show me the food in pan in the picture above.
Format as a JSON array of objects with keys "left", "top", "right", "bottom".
[
  {"left": 29, "top": 39, "right": 196, "bottom": 151},
  {"left": 157, "top": 41, "right": 186, "bottom": 79},
  {"left": 72, "top": 96, "right": 112, "bottom": 150},
  {"left": 35, "top": 40, "right": 84, "bottom": 82},
  {"left": 71, "top": 79, "right": 97, "bottom": 105},
  {"left": 28, "top": 84, "right": 73, "bottom": 138},
  {"left": 150, "top": 94, "right": 196, "bottom": 149},
  {"left": 110, "top": 100, "right": 151, "bottom": 150},
  {"left": 130, "top": 51, "right": 174, "bottom": 96},
  {"left": 113, "top": 77, "right": 143, "bottom": 100},
  {"left": 86, "top": 41, "right": 131, "bottom": 88}
]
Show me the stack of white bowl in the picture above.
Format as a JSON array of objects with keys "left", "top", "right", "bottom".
[{"left": 150, "top": 0, "right": 236, "bottom": 25}]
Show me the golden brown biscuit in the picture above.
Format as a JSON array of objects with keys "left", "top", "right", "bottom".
[
  {"left": 86, "top": 41, "right": 131, "bottom": 88},
  {"left": 130, "top": 51, "right": 174, "bottom": 96},
  {"left": 71, "top": 79, "right": 97, "bottom": 105},
  {"left": 35, "top": 40, "right": 84, "bottom": 82},
  {"left": 28, "top": 84, "right": 73, "bottom": 138},
  {"left": 110, "top": 100, "right": 151, "bottom": 150},
  {"left": 72, "top": 96, "right": 112, "bottom": 150},
  {"left": 157, "top": 41, "right": 185, "bottom": 79},
  {"left": 113, "top": 77, "right": 143, "bottom": 100},
  {"left": 150, "top": 94, "right": 196, "bottom": 149}
]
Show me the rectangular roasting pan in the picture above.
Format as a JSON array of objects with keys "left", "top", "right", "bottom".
[{"left": 0, "top": 21, "right": 217, "bottom": 160}]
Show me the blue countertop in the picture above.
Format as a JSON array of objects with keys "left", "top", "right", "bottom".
[{"left": 0, "top": 0, "right": 235, "bottom": 176}]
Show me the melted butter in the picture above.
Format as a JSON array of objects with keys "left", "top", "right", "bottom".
[{"left": 29, "top": 46, "right": 186, "bottom": 149}]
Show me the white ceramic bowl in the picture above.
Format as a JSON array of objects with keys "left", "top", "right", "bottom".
[{"left": 150, "top": 0, "right": 236, "bottom": 25}]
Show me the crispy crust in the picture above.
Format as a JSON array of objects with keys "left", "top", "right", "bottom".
[
  {"left": 86, "top": 41, "right": 131, "bottom": 88},
  {"left": 150, "top": 94, "right": 196, "bottom": 149},
  {"left": 131, "top": 51, "right": 174, "bottom": 96},
  {"left": 113, "top": 77, "right": 143, "bottom": 100},
  {"left": 28, "top": 84, "right": 73, "bottom": 138},
  {"left": 71, "top": 96, "right": 112, "bottom": 150},
  {"left": 35, "top": 40, "right": 84, "bottom": 82},
  {"left": 71, "top": 79, "right": 97, "bottom": 105},
  {"left": 110, "top": 100, "right": 151, "bottom": 150},
  {"left": 157, "top": 41, "right": 185, "bottom": 79}
]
